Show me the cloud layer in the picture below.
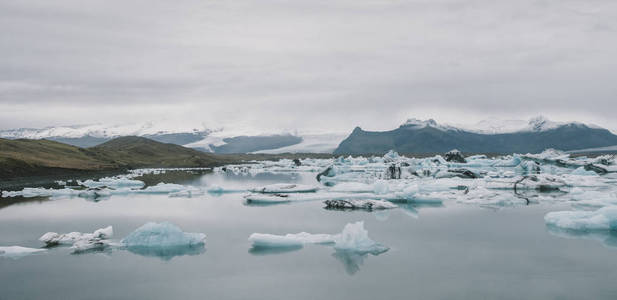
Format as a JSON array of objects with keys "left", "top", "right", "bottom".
[{"left": 1, "top": 0, "right": 616, "bottom": 132}]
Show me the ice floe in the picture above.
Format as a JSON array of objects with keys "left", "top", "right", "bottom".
[
  {"left": 248, "top": 221, "right": 388, "bottom": 256},
  {"left": 545, "top": 207, "right": 617, "bottom": 231},
  {"left": 249, "top": 183, "right": 318, "bottom": 193},
  {"left": 0, "top": 246, "right": 46, "bottom": 259},
  {"left": 248, "top": 232, "right": 336, "bottom": 248},
  {"left": 324, "top": 199, "right": 397, "bottom": 210},
  {"left": 40, "top": 226, "right": 114, "bottom": 253}
]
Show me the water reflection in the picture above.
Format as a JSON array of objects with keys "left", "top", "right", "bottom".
[
  {"left": 332, "top": 248, "right": 389, "bottom": 276},
  {"left": 248, "top": 245, "right": 303, "bottom": 256},
  {"left": 125, "top": 245, "right": 206, "bottom": 261},
  {"left": 0, "top": 196, "right": 51, "bottom": 211},
  {"left": 546, "top": 226, "right": 617, "bottom": 249}
]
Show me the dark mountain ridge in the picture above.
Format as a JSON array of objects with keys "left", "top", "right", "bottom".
[{"left": 334, "top": 120, "right": 617, "bottom": 155}]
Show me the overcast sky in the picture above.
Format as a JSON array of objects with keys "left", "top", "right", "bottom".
[{"left": 1, "top": 0, "right": 616, "bottom": 133}]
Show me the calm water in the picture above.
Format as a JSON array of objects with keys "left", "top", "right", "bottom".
[{"left": 2, "top": 171, "right": 617, "bottom": 299}]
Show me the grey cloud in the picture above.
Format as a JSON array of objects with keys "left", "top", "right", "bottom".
[{"left": 0, "top": 0, "right": 616, "bottom": 132}]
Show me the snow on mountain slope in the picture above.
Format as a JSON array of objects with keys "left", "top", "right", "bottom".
[
  {"left": 568, "top": 145, "right": 617, "bottom": 153},
  {"left": 0, "top": 121, "right": 210, "bottom": 139},
  {"left": 253, "top": 133, "right": 347, "bottom": 154},
  {"left": 402, "top": 116, "right": 594, "bottom": 134}
]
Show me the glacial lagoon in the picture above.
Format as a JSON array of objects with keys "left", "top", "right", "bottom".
[{"left": 2, "top": 151, "right": 617, "bottom": 299}]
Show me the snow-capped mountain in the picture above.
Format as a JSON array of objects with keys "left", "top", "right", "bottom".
[
  {"left": 0, "top": 121, "right": 211, "bottom": 139},
  {"left": 0, "top": 121, "right": 345, "bottom": 154},
  {"left": 399, "top": 116, "right": 598, "bottom": 134},
  {"left": 336, "top": 116, "right": 617, "bottom": 154}
]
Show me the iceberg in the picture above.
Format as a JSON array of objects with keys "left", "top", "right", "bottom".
[
  {"left": 324, "top": 199, "right": 397, "bottom": 210},
  {"left": 168, "top": 187, "right": 205, "bottom": 198},
  {"left": 248, "top": 232, "right": 336, "bottom": 248},
  {"left": 249, "top": 183, "right": 318, "bottom": 193},
  {"left": 545, "top": 207, "right": 617, "bottom": 231},
  {"left": 40, "top": 226, "right": 113, "bottom": 246},
  {"left": 79, "top": 177, "right": 144, "bottom": 189},
  {"left": 206, "top": 185, "right": 246, "bottom": 194},
  {"left": 138, "top": 183, "right": 187, "bottom": 194},
  {"left": 0, "top": 246, "right": 46, "bottom": 259},
  {"left": 248, "top": 221, "right": 388, "bottom": 255},
  {"left": 1, "top": 187, "right": 78, "bottom": 198},
  {"left": 122, "top": 222, "right": 206, "bottom": 247},
  {"left": 39, "top": 226, "right": 114, "bottom": 253},
  {"left": 333, "top": 221, "right": 389, "bottom": 255}
]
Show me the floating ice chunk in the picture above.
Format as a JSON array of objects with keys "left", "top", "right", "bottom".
[
  {"left": 206, "top": 185, "right": 246, "bottom": 194},
  {"left": 373, "top": 180, "right": 390, "bottom": 194},
  {"left": 514, "top": 175, "right": 567, "bottom": 191},
  {"left": 456, "top": 187, "right": 527, "bottom": 207},
  {"left": 70, "top": 239, "right": 114, "bottom": 253},
  {"left": 249, "top": 232, "right": 336, "bottom": 248},
  {"left": 383, "top": 150, "right": 401, "bottom": 163},
  {"left": 324, "top": 199, "right": 397, "bottom": 210},
  {"left": 571, "top": 167, "right": 599, "bottom": 176},
  {"left": 139, "top": 183, "right": 187, "bottom": 194},
  {"left": 39, "top": 226, "right": 113, "bottom": 246},
  {"left": 2, "top": 187, "right": 78, "bottom": 198},
  {"left": 0, "top": 246, "right": 46, "bottom": 259},
  {"left": 249, "top": 183, "right": 318, "bottom": 193},
  {"left": 244, "top": 193, "right": 292, "bottom": 203},
  {"left": 545, "top": 207, "right": 617, "bottom": 231},
  {"left": 79, "top": 177, "right": 144, "bottom": 189},
  {"left": 328, "top": 182, "right": 374, "bottom": 193},
  {"left": 78, "top": 188, "right": 112, "bottom": 199},
  {"left": 122, "top": 222, "right": 206, "bottom": 248},
  {"left": 333, "top": 221, "right": 389, "bottom": 254},
  {"left": 493, "top": 155, "right": 522, "bottom": 167},
  {"left": 168, "top": 187, "right": 205, "bottom": 198}
]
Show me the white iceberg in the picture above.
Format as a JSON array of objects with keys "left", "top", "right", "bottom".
[
  {"left": 248, "top": 221, "right": 388, "bottom": 255},
  {"left": 249, "top": 232, "right": 335, "bottom": 248},
  {"left": 138, "top": 183, "right": 187, "bottom": 194},
  {"left": 333, "top": 221, "right": 389, "bottom": 254},
  {"left": 39, "top": 226, "right": 113, "bottom": 246},
  {"left": 545, "top": 207, "right": 617, "bottom": 231},
  {"left": 79, "top": 177, "right": 144, "bottom": 189},
  {"left": 122, "top": 222, "right": 206, "bottom": 247},
  {"left": 0, "top": 246, "right": 46, "bottom": 259},
  {"left": 1, "top": 187, "right": 78, "bottom": 198},
  {"left": 168, "top": 187, "right": 205, "bottom": 198}
]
